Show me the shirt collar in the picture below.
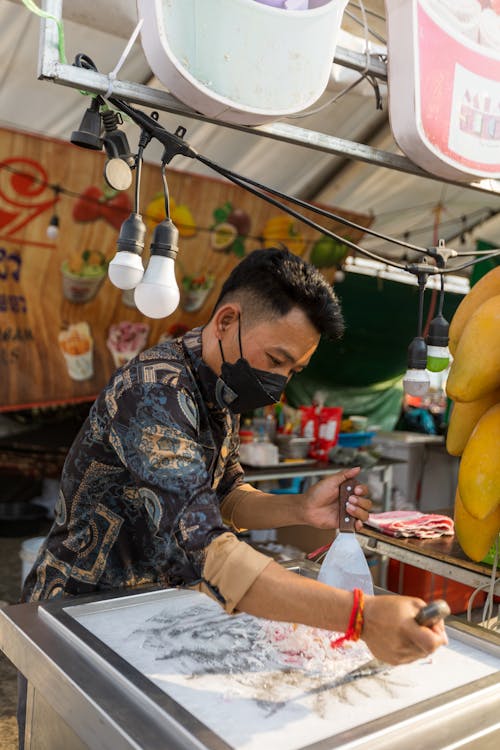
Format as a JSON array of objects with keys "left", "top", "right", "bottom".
[{"left": 182, "top": 327, "right": 228, "bottom": 410}]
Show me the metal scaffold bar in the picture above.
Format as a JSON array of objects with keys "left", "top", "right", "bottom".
[{"left": 38, "top": 0, "right": 500, "bottom": 198}]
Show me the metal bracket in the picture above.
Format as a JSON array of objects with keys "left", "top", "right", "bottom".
[{"left": 38, "top": 1, "right": 500, "bottom": 197}]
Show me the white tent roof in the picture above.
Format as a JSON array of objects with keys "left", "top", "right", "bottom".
[{"left": 2, "top": 0, "right": 500, "bottom": 265}]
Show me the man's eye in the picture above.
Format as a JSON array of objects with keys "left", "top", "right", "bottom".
[{"left": 267, "top": 354, "right": 283, "bottom": 367}]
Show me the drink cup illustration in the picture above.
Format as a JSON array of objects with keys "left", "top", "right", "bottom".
[
  {"left": 181, "top": 273, "right": 215, "bottom": 312},
  {"left": 107, "top": 321, "right": 150, "bottom": 369},
  {"left": 61, "top": 250, "right": 107, "bottom": 304},
  {"left": 58, "top": 322, "right": 94, "bottom": 381}
]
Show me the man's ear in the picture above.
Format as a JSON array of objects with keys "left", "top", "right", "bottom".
[{"left": 214, "top": 304, "right": 241, "bottom": 338}]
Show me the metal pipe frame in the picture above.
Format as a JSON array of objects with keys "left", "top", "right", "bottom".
[{"left": 39, "top": 1, "right": 500, "bottom": 197}]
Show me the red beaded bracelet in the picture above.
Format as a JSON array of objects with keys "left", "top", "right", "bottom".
[{"left": 330, "top": 588, "right": 365, "bottom": 649}]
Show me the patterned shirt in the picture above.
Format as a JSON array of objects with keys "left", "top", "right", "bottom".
[{"left": 22, "top": 327, "right": 271, "bottom": 609}]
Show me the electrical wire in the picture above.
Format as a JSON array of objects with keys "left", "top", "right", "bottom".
[
  {"left": 161, "top": 164, "right": 170, "bottom": 219},
  {"left": 74, "top": 53, "right": 499, "bottom": 276},
  {"left": 195, "top": 153, "right": 408, "bottom": 271},
  {"left": 440, "top": 251, "right": 500, "bottom": 274},
  {"left": 195, "top": 153, "right": 433, "bottom": 257},
  {"left": 344, "top": 7, "right": 387, "bottom": 44},
  {"left": 348, "top": 1, "right": 386, "bottom": 23},
  {"left": 438, "top": 272, "right": 445, "bottom": 316}
]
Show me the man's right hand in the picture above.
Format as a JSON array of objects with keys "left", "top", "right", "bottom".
[{"left": 361, "top": 594, "right": 449, "bottom": 665}]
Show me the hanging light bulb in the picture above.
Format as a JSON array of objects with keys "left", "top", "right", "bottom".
[
  {"left": 426, "top": 313, "right": 450, "bottom": 372},
  {"left": 334, "top": 267, "right": 345, "bottom": 283},
  {"left": 46, "top": 185, "right": 61, "bottom": 240},
  {"left": 403, "top": 336, "right": 430, "bottom": 397},
  {"left": 46, "top": 214, "right": 60, "bottom": 240},
  {"left": 134, "top": 219, "right": 180, "bottom": 319},
  {"left": 108, "top": 213, "right": 146, "bottom": 290}
]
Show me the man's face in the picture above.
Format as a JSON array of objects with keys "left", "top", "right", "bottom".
[{"left": 224, "top": 306, "right": 320, "bottom": 379}]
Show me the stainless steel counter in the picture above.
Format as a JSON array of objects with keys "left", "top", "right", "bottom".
[{"left": 1, "top": 565, "right": 499, "bottom": 750}]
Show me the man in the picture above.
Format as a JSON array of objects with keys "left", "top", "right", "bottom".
[{"left": 22, "top": 247, "right": 446, "bottom": 664}]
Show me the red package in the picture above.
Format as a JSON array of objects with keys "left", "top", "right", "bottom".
[
  {"left": 300, "top": 405, "right": 319, "bottom": 440},
  {"left": 309, "top": 406, "right": 343, "bottom": 461}
]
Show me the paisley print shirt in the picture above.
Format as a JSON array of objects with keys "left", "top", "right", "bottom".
[{"left": 22, "top": 328, "right": 270, "bottom": 608}]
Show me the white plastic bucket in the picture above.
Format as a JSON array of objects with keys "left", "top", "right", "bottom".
[
  {"left": 137, "top": 0, "right": 349, "bottom": 124},
  {"left": 20, "top": 536, "right": 45, "bottom": 586}
]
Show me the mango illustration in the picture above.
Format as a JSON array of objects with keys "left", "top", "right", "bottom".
[
  {"left": 458, "top": 403, "right": 500, "bottom": 520},
  {"left": 449, "top": 266, "right": 500, "bottom": 355},
  {"left": 454, "top": 488, "right": 500, "bottom": 563},
  {"left": 446, "top": 387, "right": 500, "bottom": 456},
  {"left": 261, "top": 215, "right": 306, "bottom": 257},
  {"left": 446, "top": 294, "right": 500, "bottom": 402}
]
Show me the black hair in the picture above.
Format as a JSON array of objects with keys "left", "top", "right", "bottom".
[{"left": 212, "top": 247, "right": 344, "bottom": 341}]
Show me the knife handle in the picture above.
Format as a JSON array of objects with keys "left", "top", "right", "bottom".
[
  {"left": 415, "top": 599, "right": 451, "bottom": 627},
  {"left": 338, "top": 478, "right": 357, "bottom": 533}
]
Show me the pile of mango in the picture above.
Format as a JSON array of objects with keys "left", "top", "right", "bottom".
[{"left": 446, "top": 266, "right": 500, "bottom": 562}]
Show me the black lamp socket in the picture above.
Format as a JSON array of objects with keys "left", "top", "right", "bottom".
[
  {"left": 150, "top": 219, "right": 179, "bottom": 260},
  {"left": 426, "top": 314, "right": 450, "bottom": 347},
  {"left": 117, "top": 213, "right": 146, "bottom": 255},
  {"left": 407, "top": 336, "right": 428, "bottom": 369}
]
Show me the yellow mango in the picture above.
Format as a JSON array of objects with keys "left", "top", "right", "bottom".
[
  {"left": 446, "top": 295, "right": 500, "bottom": 402},
  {"left": 446, "top": 388, "right": 500, "bottom": 456},
  {"left": 458, "top": 403, "right": 500, "bottom": 519},
  {"left": 454, "top": 488, "right": 500, "bottom": 562},
  {"left": 449, "top": 266, "right": 500, "bottom": 355}
]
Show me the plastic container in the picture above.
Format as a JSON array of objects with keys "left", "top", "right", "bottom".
[
  {"left": 20, "top": 536, "right": 45, "bottom": 586},
  {"left": 337, "top": 431, "right": 376, "bottom": 448},
  {"left": 275, "top": 434, "right": 312, "bottom": 459},
  {"left": 138, "top": 0, "right": 349, "bottom": 124}
]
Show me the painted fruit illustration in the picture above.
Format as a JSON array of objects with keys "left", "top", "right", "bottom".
[
  {"left": 144, "top": 194, "right": 197, "bottom": 237},
  {"left": 72, "top": 186, "right": 131, "bottom": 230},
  {"left": 261, "top": 215, "right": 306, "bottom": 256},
  {"left": 210, "top": 222, "right": 238, "bottom": 251},
  {"left": 310, "top": 236, "right": 349, "bottom": 268},
  {"left": 210, "top": 202, "right": 249, "bottom": 256}
]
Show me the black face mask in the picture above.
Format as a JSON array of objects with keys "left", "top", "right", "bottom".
[{"left": 216, "top": 319, "right": 288, "bottom": 414}]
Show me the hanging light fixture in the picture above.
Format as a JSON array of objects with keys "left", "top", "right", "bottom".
[
  {"left": 46, "top": 185, "right": 61, "bottom": 240},
  {"left": 403, "top": 270, "right": 430, "bottom": 397}
]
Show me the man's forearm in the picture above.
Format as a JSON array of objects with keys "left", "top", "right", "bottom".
[
  {"left": 221, "top": 484, "right": 306, "bottom": 531},
  {"left": 237, "top": 558, "right": 352, "bottom": 631}
]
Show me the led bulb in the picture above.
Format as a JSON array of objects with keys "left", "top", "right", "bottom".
[
  {"left": 426, "top": 314, "right": 450, "bottom": 373},
  {"left": 46, "top": 215, "right": 59, "bottom": 239},
  {"left": 334, "top": 269, "right": 345, "bottom": 283},
  {"left": 134, "top": 255, "right": 179, "bottom": 318},
  {"left": 108, "top": 251, "right": 144, "bottom": 290},
  {"left": 426, "top": 344, "right": 450, "bottom": 373},
  {"left": 403, "top": 368, "right": 430, "bottom": 397}
]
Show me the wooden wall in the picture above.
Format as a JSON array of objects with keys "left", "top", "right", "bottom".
[{"left": 0, "top": 126, "right": 372, "bottom": 410}]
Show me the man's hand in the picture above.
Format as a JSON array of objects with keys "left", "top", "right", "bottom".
[
  {"left": 362, "top": 594, "right": 448, "bottom": 664},
  {"left": 300, "top": 467, "right": 372, "bottom": 531}
]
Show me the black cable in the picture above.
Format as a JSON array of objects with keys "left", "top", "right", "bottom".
[
  {"left": 438, "top": 272, "right": 445, "bottom": 316},
  {"left": 417, "top": 275, "right": 427, "bottom": 336},
  {"left": 195, "top": 153, "right": 432, "bottom": 257},
  {"left": 134, "top": 146, "right": 143, "bottom": 214},
  {"left": 195, "top": 154, "right": 408, "bottom": 271},
  {"left": 440, "top": 251, "right": 500, "bottom": 274},
  {"left": 69, "top": 53, "right": 500, "bottom": 280},
  {"left": 161, "top": 164, "right": 170, "bottom": 219}
]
